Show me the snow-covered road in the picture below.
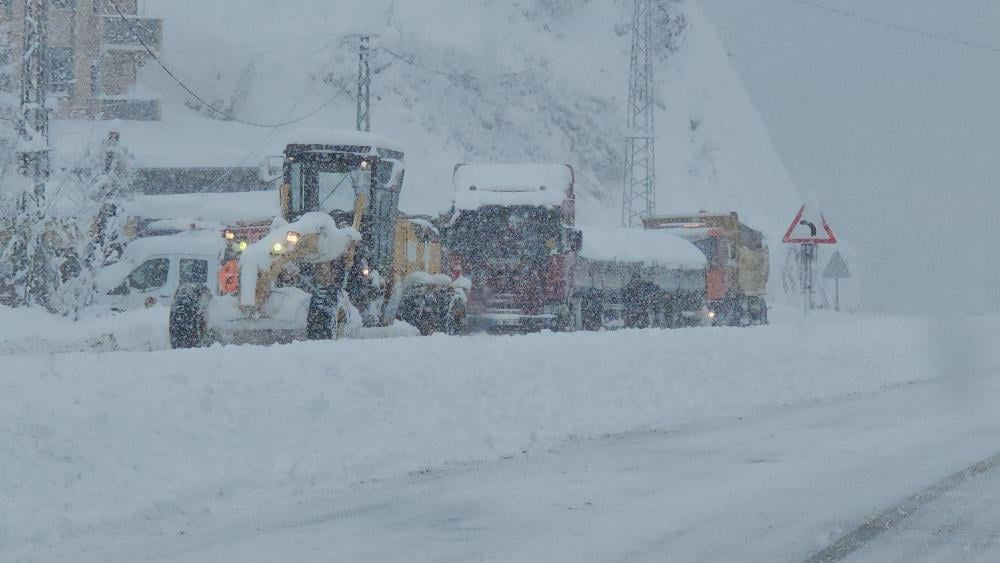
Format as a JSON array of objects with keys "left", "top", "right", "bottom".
[
  {"left": 10, "top": 371, "right": 1000, "bottom": 562},
  {"left": 2, "top": 309, "right": 998, "bottom": 561}
]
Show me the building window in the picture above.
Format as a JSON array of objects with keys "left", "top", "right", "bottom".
[
  {"left": 90, "top": 62, "right": 100, "bottom": 97},
  {"left": 44, "top": 48, "right": 75, "bottom": 95}
]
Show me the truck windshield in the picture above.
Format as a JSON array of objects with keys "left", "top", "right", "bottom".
[
  {"left": 448, "top": 205, "right": 561, "bottom": 262},
  {"left": 288, "top": 157, "right": 371, "bottom": 220}
]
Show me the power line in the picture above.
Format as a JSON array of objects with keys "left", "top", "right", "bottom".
[
  {"left": 107, "top": 0, "right": 343, "bottom": 128},
  {"left": 790, "top": 0, "right": 1000, "bottom": 54},
  {"left": 161, "top": 5, "right": 486, "bottom": 58},
  {"left": 378, "top": 45, "right": 474, "bottom": 81}
]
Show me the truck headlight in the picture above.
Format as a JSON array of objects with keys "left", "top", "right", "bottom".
[
  {"left": 224, "top": 229, "right": 235, "bottom": 240},
  {"left": 272, "top": 242, "right": 283, "bottom": 253}
]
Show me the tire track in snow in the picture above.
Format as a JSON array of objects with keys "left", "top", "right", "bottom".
[{"left": 804, "top": 450, "right": 1000, "bottom": 563}]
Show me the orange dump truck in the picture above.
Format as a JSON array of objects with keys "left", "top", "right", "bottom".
[{"left": 643, "top": 212, "right": 769, "bottom": 326}]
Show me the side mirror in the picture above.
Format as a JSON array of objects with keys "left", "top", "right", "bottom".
[
  {"left": 569, "top": 229, "right": 583, "bottom": 252},
  {"left": 258, "top": 156, "right": 284, "bottom": 183}
]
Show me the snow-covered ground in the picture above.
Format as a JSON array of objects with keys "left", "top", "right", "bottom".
[
  {"left": 2, "top": 306, "right": 998, "bottom": 560},
  {"left": 0, "top": 306, "right": 168, "bottom": 355}
]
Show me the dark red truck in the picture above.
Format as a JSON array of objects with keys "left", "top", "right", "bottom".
[{"left": 442, "top": 164, "right": 582, "bottom": 333}]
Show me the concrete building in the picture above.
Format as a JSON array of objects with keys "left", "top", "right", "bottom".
[{"left": 1, "top": 0, "right": 163, "bottom": 120}]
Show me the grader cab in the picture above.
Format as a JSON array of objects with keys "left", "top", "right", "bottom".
[{"left": 168, "top": 130, "right": 466, "bottom": 348}]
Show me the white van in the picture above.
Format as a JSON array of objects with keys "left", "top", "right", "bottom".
[{"left": 96, "top": 233, "right": 226, "bottom": 311}]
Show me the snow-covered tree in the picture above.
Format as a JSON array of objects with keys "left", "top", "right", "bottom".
[
  {"left": 0, "top": 17, "right": 59, "bottom": 310},
  {"left": 48, "top": 131, "right": 136, "bottom": 317},
  {"left": 84, "top": 131, "right": 136, "bottom": 266}
]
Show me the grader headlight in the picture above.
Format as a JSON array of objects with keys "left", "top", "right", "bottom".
[{"left": 286, "top": 231, "right": 301, "bottom": 245}]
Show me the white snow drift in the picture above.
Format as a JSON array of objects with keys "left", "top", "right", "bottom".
[{"left": 0, "top": 311, "right": 958, "bottom": 549}]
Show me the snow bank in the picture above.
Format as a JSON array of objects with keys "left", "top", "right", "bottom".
[
  {"left": 0, "top": 306, "right": 168, "bottom": 354},
  {"left": 0, "top": 312, "right": 976, "bottom": 549},
  {"left": 579, "top": 227, "right": 707, "bottom": 268}
]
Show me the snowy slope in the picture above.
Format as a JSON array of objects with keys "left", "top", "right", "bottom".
[{"left": 121, "top": 0, "right": 802, "bottom": 230}]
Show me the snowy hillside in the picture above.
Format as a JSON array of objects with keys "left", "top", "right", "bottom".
[{"left": 126, "top": 0, "right": 801, "bottom": 232}]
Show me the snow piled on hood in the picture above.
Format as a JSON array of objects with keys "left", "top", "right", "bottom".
[{"left": 238, "top": 212, "right": 360, "bottom": 307}]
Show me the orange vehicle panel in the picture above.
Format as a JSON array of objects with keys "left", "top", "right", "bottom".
[{"left": 707, "top": 269, "right": 726, "bottom": 301}]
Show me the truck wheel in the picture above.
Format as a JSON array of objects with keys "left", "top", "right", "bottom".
[
  {"left": 581, "top": 297, "right": 602, "bottom": 331},
  {"left": 169, "top": 284, "right": 208, "bottom": 349}
]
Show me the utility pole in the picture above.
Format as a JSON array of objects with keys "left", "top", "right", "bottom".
[
  {"left": 800, "top": 243, "right": 816, "bottom": 314},
  {"left": 622, "top": 0, "right": 656, "bottom": 227},
  {"left": 18, "top": 0, "right": 50, "bottom": 213},
  {"left": 356, "top": 35, "right": 371, "bottom": 132}
]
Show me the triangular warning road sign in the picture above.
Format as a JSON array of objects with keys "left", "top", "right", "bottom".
[
  {"left": 783, "top": 205, "right": 837, "bottom": 244},
  {"left": 823, "top": 251, "right": 852, "bottom": 279}
]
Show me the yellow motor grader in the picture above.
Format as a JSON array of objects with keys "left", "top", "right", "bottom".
[{"left": 168, "top": 130, "right": 467, "bottom": 348}]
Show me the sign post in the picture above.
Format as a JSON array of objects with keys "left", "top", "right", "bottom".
[
  {"left": 783, "top": 205, "right": 838, "bottom": 313},
  {"left": 823, "top": 251, "right": 852, "bottom": 312}
]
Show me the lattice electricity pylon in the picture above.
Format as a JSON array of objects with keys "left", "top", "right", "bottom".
[
  {"left": 356, "top": 35, "right": 371, "bottom": 132},
  {"left": 621, "top": 0, "right": 656, "bottom": 228},
  {"left": 18, "top": 0, "right": 51, "bottom": 212}
]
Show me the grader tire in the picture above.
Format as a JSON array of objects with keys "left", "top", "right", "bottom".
[
  {"left": 169, "top": 284, "right": 208, "bottom": 349},
  {"left": 307, "top": 295, "right": 334, "bottom": 340}
]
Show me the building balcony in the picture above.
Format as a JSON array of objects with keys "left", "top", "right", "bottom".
[
  {"left": 99, "top": 97, "right": 161, "bottom": 121},
  {"left": 101, "top": 16, "right": 162, "bottom": 52}
]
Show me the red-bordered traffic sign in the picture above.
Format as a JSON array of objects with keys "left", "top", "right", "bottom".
[{"left": 783, "top": 205, "right": 837, "bottom": 244}]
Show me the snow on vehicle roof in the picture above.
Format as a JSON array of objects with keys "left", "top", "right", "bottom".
[
  {"left": 578, "top": 227, "right": 708, "bottom": 269},
  {"left": 131, "top": 191, "right": 279, "bottom": 225},
  {"left": 95, "top": 232, "right": 227, "bottom": 290},
  {"left": 452, "top": 164, "right": 573, "bottom": 211},
  {"left": 122, "top": 232, "right": 227, "bottom": 260},
  {"left": 283, "top": 129, "right": 405, "bottom": 154}
]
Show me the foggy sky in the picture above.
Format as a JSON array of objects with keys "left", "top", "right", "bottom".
[{"left": 698, "top": 0, "right": 1000, "bottom": 315}]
